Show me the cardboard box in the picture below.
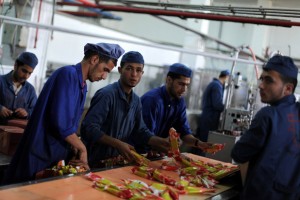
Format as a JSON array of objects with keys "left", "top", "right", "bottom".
[{"left": 0, "top": 126, "right": 24, "bottom": 156}]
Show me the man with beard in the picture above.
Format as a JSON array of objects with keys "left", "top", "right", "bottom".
[
  {"left": 231, "top": 55, "right": 300, "bottom": 199},
  {"left": 0, "top": 52, "right": 38, "bottom": 125},
  {"left": 138, "top": 63, "right": 212, "bottom": 155},
  {"left": 81, "top": 51, "right": 170, "bottom": 168},
  {"left": 3, "top": 42, "right": 124, "bottom": 184}
]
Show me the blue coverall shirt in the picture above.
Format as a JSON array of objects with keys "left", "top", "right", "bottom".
[
  {"left": 81, "top": 80, "right": 153, "bottom": 166},
  {"left": 3, "top": 63, "right": 87, "bottom": 184},
  {"left": 197, "top": 78, "right": 225, "bottom": 141},
  {"left": 141, "top": 85, "right": 192, "bottom": 138},
  {"left": 0, "top": 71, "right": 37, "bottom": 123},
  {"left": 231, "top": 95, "right": 300, "bottom": 200}
]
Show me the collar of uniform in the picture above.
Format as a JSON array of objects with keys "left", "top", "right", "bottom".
[
  {"left": 4, "top": 71, "right": 14, "bottom": 86},
  {"left": 116, "top": 80, "right": 133, "bottom": 102},
  {"left": 270, "top": 94, "right": 296, "bottom": 107},
  {"left": 213, "top": 77, "right": 221, "bottom": 83},
  {"left": 75, "top": 63, "right": 85, "bottom": 89},
  {"left": 5, "top": 70, "right": 26, "bottom": 86}
]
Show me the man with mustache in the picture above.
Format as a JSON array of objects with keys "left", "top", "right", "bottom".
[
  {"left": 3, "top": 42, "right": 124, "bottom": 184},
  {"left": 231, "top": 55, "right": 300, "bottom": 199},
  {"left": 81, "top": 51, "right": 170, "bottom": 168},
  {"left": 0, "top": 52, "right": 38, "bottom": 125},
  {"left": 137, "top": 63, "right": 212, "bottom": 155}
]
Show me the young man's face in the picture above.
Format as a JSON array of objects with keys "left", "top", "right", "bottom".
[
  {"left": 258, "top": 70, "right": 292, "bottom": 104},
  {"left": 118, "top": 62, "right": 144, "bottom": 88},
  {"left": 88, "top": 56, "right": 115, "bottom": 82},
  {"left": 167, "top": 76, "right": 190, "bottom": 99},
  {"left": 13, "top": 65, "right": 33, "bottom": 83}
]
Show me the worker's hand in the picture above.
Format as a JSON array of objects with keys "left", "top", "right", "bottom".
[
  {"left": 14, "top": 108, "right": 28, "bottom": 118},
  {"left": 0, "top": 106, "right": 13, "bottom": 118},
  {"left": 195, "top": 141, "right": 213, "bottom": 150},
  {"left": 69, "top": 149, "right": 90, "bottom": 171},
  {"left": 166, "top": 136, "right": 183, "bottom": 146},
  {"left": 146, "top": 150, "right": 166, "bottom": 158},
  {"left": 65, "top": 133, "right": 90, "bottom": 170},
  {"left": 148, "top": 136, "right": 170, "bottom": 154},
  {"left": 202, "top": 143, "right": 225, "bottom": 154},
  {"left": 115, "top": 140, "right": 136, "bottom": 162}
]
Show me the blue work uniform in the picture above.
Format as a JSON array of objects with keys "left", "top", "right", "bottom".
[
  {"left": 231, "top": 95, "right": 300, "bottom": 200},
  {"left": 0, "top": 71, "right": 37, "bottom": 124},
  {"left": 197, "top": 78, "right": 225, "bottom": 142},
  {"left": 141, "top": 85, "right": 192, "bottom": 138},
  {"left": 3, "top": 63, "right": 87, "bottom": 184},
  {"left": 81, "top": 81, "right": 153, "bottom": 167}
]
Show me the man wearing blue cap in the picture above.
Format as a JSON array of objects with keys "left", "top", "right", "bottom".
[
  {"left": 232, "top": 55, "right": 300, "bottom": 199},
  {"left": 81, "top": 51, "right": 170, "bottom": 168},
  {"left": 0, "top": 52, "right": 38, "bottom": 124},
  {"left": 3, "top": 43, "right": 124, "bottom": 184},
  {"left": 137, "top": 63, "right": 212, "bottom": 156},
  {"left": 195, "top": 69, "right": 230, "bottom": 155}
]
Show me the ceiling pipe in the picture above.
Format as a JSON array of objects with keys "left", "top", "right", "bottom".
[
  {"left": 63, "top": 0, "right": 122, "bottom": 20},
  {"left": 58, "top": 10, "right": 101, "bottom": 17},
  {"left": 58, "top": 6, "right": 264, "bottom": 62},
  {"left": 56, "top": 2, "right": 300, "bottom": 27},
  {"left": 102, "top": 0, "right": 300, "bottom": 19},
  {"left": 0, "top": 15, "right": 263, "bottom": 66}
]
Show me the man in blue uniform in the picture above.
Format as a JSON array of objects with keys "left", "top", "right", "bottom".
[
  {"left": 139, "top": 63, "right": 212, "bottom": 154},
  {"left": 3, "top": 43, "right": 124, "bottom": 184},
  {"left": 231, "top": 55, "right": 300, "bottom": 199},
  {"left": 0, "top": 52, "right": 38, "bottom": 125},
  {"left": 196, "top": 70, "right": 230, "bottom": 143},
  {"left": 81, "top": 51, "right": 170, "bottom": 168}
]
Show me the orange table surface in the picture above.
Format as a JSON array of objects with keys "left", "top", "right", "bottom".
[{"left": 0, "top": 153, "right": 238, "bottom": 200}]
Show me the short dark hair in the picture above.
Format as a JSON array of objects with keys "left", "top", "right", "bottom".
[
  {"left": 120, "top": 61, "right": 126, "bottom": 68},
  {"left": 280, "top": 73, "right": 298, "bottom": 93},
  {"left": 219, "top": 74, "right": 228, "bottom": 78},
  {"left": 167, "top": 71, "right": 183, "bottom": 80},
  {"left": 15, "top": 59, "right": 25, "bottom": 67}
]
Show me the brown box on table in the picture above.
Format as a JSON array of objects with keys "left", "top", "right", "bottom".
[
  {"left": 0, "top": 126, "right": 24, "bottom": 156},
  {"left": 7, "top": 119, "right": 28, "bottom": 129}
]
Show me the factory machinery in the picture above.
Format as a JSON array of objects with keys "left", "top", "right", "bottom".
[
  {"left": 207, "top": 47, "right": 264, "bottom": 163},
  {"left": 206, "top": 75, "right": 262, "bottom": 163},
  {"left": 221, "top": 46, "right": 263, "bottom": 134},
  {"left": 222, "top": 81, "right": 259, "bottom": 134}
]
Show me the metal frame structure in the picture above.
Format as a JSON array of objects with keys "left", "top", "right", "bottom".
[
  {"left": 0, "top": 14, "right": 264, "bottom": 66},
  {"left": 56, "top": 1, "right": 300, "bottom": 27},
  {"left": 105, "top": 0, "right": 300, "bottom": 19}
]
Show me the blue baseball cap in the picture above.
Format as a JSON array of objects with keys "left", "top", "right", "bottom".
[
  {"left": 84, "top": 43, "right": 125, "bottom": 60},
  {"left": 121, "top": 51, "right": 144, "bottom": 64},
  {"left": 168, "top": 63, "right": 192, "bottom": 78},
  {"left": 263, "top": 55, "right": 298, "bottom": 79},
  {"left": 220, "top": 69, "right": 230, "bottom": 76},
  {"left": 17, "top": 52, "right": 38, "bottom": 69}
]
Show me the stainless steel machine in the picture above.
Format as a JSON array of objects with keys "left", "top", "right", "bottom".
[
  {"left": 222, "top": 107, "right": 251, "bottom": 132},
  {"left": 206, "top": 47, "right": 263, "bottom": 163}
]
